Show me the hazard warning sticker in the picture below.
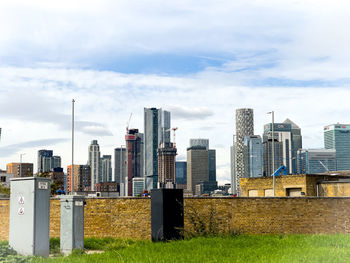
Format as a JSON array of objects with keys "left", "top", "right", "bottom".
[{"left": 18, "top": 207, "right": 24, "bottom": 215}]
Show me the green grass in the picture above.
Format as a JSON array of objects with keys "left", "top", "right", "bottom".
[{"left": 28, "top": 234, "right": 350, "bottom": 263}]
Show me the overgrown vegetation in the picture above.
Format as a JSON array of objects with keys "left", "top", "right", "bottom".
[
  {"left": 184, "top": 202, "right": 239, "bottom": 238},
  {"left": 0, "top": 184, "right": 10, "bottom": 196},
  {"left": 29, "top": 235, "right": 350, "bottom": 263},
  {"left": 0, "top": 242, "right": 31, "bottom": 263}
]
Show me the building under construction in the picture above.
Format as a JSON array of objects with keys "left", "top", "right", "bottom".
[{"left": 157, "top": 142, "right": 177, "bottom": 188}]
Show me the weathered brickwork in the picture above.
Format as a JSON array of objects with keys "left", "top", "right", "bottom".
[
  {"left": 0, "top": 199, "right": 9, "bottom": 240},
  {"left": 1, "top": 197, "right": 350, "bottom": 240},
  {"left": 319, "top": 182, "right": 350, "bottom": 197}
]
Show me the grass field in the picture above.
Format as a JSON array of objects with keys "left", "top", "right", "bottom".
[{"left": 2, "top": 235, "right": 350, "bottom": 262}]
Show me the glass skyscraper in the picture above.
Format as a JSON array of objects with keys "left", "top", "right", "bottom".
[
  {"left": 243, "top": 135, "right": 263, "bottom": 178},
  {"left": 144, "top": 108, "right": 171, "bottom": 189},
  {"left": 324, "top": 124, "right": 350, "bottom": 170}
]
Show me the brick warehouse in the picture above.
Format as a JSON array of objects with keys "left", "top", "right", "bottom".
[
  {"left": 240, "top": 174, "right": 350, "bottom": 197},
  {"left": 1, "top": 197, "right": 350, "bottom": 240}
]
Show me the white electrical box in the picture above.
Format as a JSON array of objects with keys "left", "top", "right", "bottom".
[{"left": 9, "top": 177, "right": 51, "bottom": 257}]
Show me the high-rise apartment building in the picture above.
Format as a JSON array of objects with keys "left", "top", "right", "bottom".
[
  {"left": 243, "top": 135, "right": 263, "bottom": 178},
  {"left": 67, "top": 165, "right": 91, "bottom": 192},
  {"left": 157, "top": 142, "right": 177, "bottom": 187},
  {"left": 187, "top": 146, "right": 209, "bottom": 194},
  {"left": 37, "top": 150, "right": 53, "bottom": 174},
  {"left": 7, "top": 163, "right": 33, "bottom": 178},
  {"left": 125, "top": 129, "right": 144, "bottom": 196},
  {"left": 144, "top": 108, "right": 171, "bottom": 189},
  {"left": 234, "top": 108, "right": 254, "bottom": 194},
  {"left": 324, "top": 124, "right": 350, "bottom": 170},
  {"left": 101, "top": 155, "right": 112, "bottom": 182},
  {"left": 297, "top": 149, "right": 336, "bottom": 174},
  {"left": 88, "top": 140, "right": 101, "bottom": 191},
  {"left": 114, "top": 147, "right": 126, "bottom": 185}
]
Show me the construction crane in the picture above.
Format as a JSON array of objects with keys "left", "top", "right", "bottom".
[
  {"left": 126, "top": 113, "right": 133, "bottom": 132},
  {"left": 172, "top": 127, "right": 178, "bottom": 146}
]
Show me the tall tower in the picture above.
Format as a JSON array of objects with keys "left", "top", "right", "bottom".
[
  {"left": 234, "top": 108, "right": 254, "bottom": 194},
  {"left": 157, "top": 142, "right": 177, "bottom": 187},
  {"left": 324, "top": 124, "right": 350, "bottom": 170},
  {"left": 114, "top": 148, "right": 126, "bottom": 185},
  {"left": 243, "top": 135, "right": 263, "bottom": 178},
  {"left": 125, "top": 129, "right": 144, "bottom": 196},
  {"left": 101, "top": 155, "right": 112, "bottom": 182},
  {"left": 144, "top": 108, "right": 171, "bottom": 189},
  {"left": 284, "top": 119, "right": 302, "bottom": 173},
  {"left": 187, "top": 146, "right": 209, "bottom": 194},
  {"left": 88, "top": 140, "right": 101, "bottom": 191}
]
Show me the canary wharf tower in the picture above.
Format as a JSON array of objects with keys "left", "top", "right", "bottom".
[{"left": 234, "top": 108, "right": 254, "bottom": 194}]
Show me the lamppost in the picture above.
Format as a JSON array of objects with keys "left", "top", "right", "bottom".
[
  {"left": 19, "top": 153, "right": 26, "bottom": 177},
  {"left": 71, "top": 99, "right": 75, "bottom": 194},
  {"left": 267, "top": 111, "right": 275, "bottom": 197}
]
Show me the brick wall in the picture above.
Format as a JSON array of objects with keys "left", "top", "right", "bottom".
[{"left": 1, "top": 197, "right": 350, "bottom": 241}]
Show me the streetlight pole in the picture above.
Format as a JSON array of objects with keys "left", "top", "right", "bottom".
[
  {"left": 71, "top": 99, "right": 75, "bottom": 195},
  {"left": 20, "top": 153, "right": 26, "bottom": 177},
  {"left": 271, "top": 111, "right": 275, "bottom": 197}
]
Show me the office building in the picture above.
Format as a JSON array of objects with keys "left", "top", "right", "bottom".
[
  {"left": 125, "top": 129, "right": 144, "bottom": 196},
  {"left": 243, "top": 135, "right": 263, "bottom": 178},
  {"left": 297, "top": 149, "right": 336, "bottom": 174},
  {"left": 187, "top": 146, "right": 209, "bottom": 194},
  {"left": 175, "top": 161, "right": 187, "bottom": 188},
  {"left": 264, "top": 122, "right": 293, "bottom": 174},
  {"left": 101, "top": 155, "right": 112, "bottom": 182},
  {"left": 144, "top": 107, "right": 171, "bottom": 189},
  {"left": 284, "top": 119, "right": 302, "bottom": 173},
  {"left": 114, "top": 147, "right": 126, "bottom": 185},
  {"left": 157, "top": 142, "right": 177, "bottom": 187},
  {"left": 208, "top": 149, "right": 217, "bottom": 183},
  {"left": 262, "top": 133, "right": 283, "bottom": 177},
  {"left": 6, "top": 163, "right": 33, "bottom": 178},
  {"left": 324, "top": 124, "right": 350, "bottom": 170},
  {"left": 234, "top": 108, "right": 254, "bottom": 194},
  {"left": 37, "top": 150, "right": 53, "bottom": 174},
  {"left": 88, "top": 140, "right": 101, "bottom": 191},
  {"left": 189, "top": 139, "right": 209, "bottom": 150}
]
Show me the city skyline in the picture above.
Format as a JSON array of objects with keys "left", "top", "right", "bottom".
[{"left": 1, "top": 1, "right": 350, "bottom": 184}]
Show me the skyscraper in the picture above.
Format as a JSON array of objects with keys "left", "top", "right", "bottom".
[
  {"left": 243, "top": 135, "right": 263, "bottom": 178},
  {"left": 144, "top": 108, "right": 171, "bottom": 189},
  {"left": 101, "top": 155, "right": 112, "bottom": 182},
  {"left": 88, "top": 140, "right": 101, "bottom": 191},
  {"left": 324, "top": 124, "right": 350, "bottom": 170},
  {"left": 37, "top": 150, "right": 53, "bottom": 174},
  {"left": 187, "top": 146, "right": 209, "bottom": 194},
  {"left": 125, "top": 129, "right": 144, "bottom": 196},
  {"left": 114, "top": 147, "right": 126, "bottom": 185},
  {"left": 264, "top": 123, "right": 293, "bottom": 174},
  {"left": 262, "top": 133, "right": 283, "bottom": 177},
  {"left": 284, "top": 119, "right": 302, "bottom": 173},
  {"left": 67, "top": 164, "right": 91, "bottom": 192},
  {"left": 157, "top": 142, "right": 177, "bottom": 187},
  {"left": 234, "top": 108, "right": 254, "bottom": 194}
]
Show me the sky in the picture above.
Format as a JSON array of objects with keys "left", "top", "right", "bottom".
[{"left": 1, "top": 0, "right": 350, "bottom": 184}]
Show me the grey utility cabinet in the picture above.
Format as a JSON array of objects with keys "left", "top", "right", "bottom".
[
  {"left": 60, "top": 195, "right": 85, "bottom": 255},
  {"left": 9, "top": 177, "right": 51, "bottom": 257}
]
